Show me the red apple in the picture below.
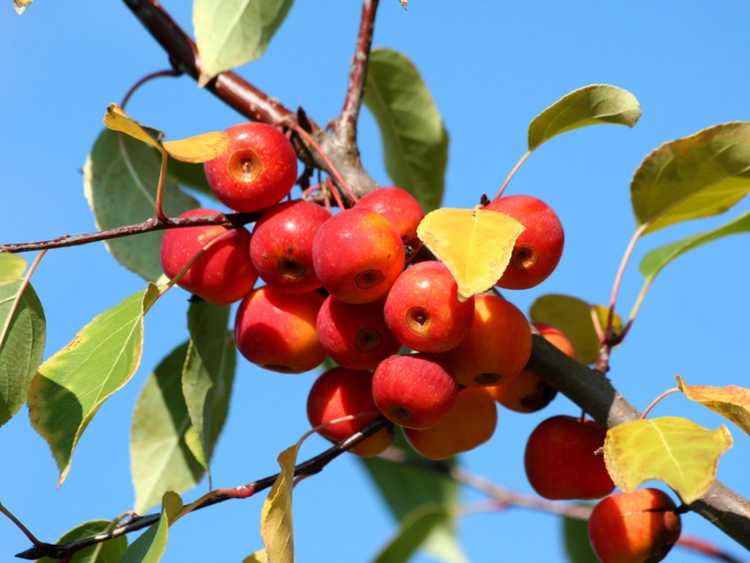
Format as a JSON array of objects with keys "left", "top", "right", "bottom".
[
  {"left": 313, "top": 208, "right": 405, "bottom": 304},
  {"left": 234, "top": 287, "right": 325, "bottom": 373},
  {"left": 384, "top": 261, "right": 474, "bottom": 353},
  {"left": 307, "top": 367, "right": 393, "bottom": 457},
  {"left": 486, "top": 195, "right": 564, "bottom": 289},
  {"left": 372, "top": 354, "right": 458, "bottom": 429},
  {"left": 316, "top": 296, "right": 401, "bottom": 370},
  {"left": 356, "top": 186, "right": 424, "bottom": 256},
  {"left": 524, "top": 415, "right": 614, "bottom": 500},
  {"left": 250, "top": 200, "right": 331, "bottom": 293},
  {"left": 160, "top": 208, "right": 256, "bottom": 304},
  {"left": 589, "top": 489, "right": 682, "bottom": 563},
  {"left": 204, "top": 122, "right": 297, "bottom": 212}
]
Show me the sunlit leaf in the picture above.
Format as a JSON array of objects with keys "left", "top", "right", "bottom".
[
  {"left": 120, "top": 492, "right": 182, "bottom": 563},
  {"left": 243, "top": 551, "right": 269, "bottom": 563},
  {"left": 163, "top": 132, "right": 229, "bottom": 163},
  {"left": 28, "top": 285, "right": 160, "bottom": 484},
  {"left": 528, "top": 84, "right": 640, "bottom": 151},
  {"left": 360, "top": 433, "right": 466, "bottom": 563},
  {"left": 417, "top": 207, "right": 524, "bottom": 300},
  {"left": 374, "top": 505, "right": 454, "bottom": 563},
  {"left": 677, "top": 376, "right": 750, "bottom": 436},
  {"left": 259, "top": 442, "right": 300, "bottom": 563},
  {"left": 0, "top": 269, "right": 45, "bottom": 427},
  {"left": 529, "top": 294, "right": 620, "bottom": 364},
  {"left": 640, "top": 211, "right": 750, "bottom": 281},
  {"left": 193, "top": 0, "right": 293, "bottom": 85},
  {"left": 0, "top": 254, "right": 26, "bottom": 282},
  {"left": 13, "top": 0, "right": 32, "bottom": 14},
  {"left": 37, "top": 519, "right": 128, "bottom": 563},
  {"left": 603, "top": 416, "right": 733, "bottom": 504},
  {"left": 131, "top": 343, "right": 204, "bottom": 514},
  {"left": 365, "top": 48, "right": 449, "bottom": 211},
  {"left": 631, "top": 122, "right": 750, "bottom": 234},
  {"left": 182, "top": 301, "right": 236, "bottom": 472},
  {"left": 84, "top": 129, "right": 200, "bottom": 281}
]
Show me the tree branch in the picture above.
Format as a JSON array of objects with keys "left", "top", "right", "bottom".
[
  {"left": 528, "top": 335, "right": 750, "bottom": 550},
  {"left": 0, "top": 212, "right": 259, "bottom": 254},
  {"left": 336, "top": 0, "right": 380, "bottom": 147},
  {"left": 13, "top": 418, "right": 390, "bottom": 560}
]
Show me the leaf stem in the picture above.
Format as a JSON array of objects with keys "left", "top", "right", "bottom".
[
  {"left": 640, "top": 387, "right": 680, "bottom": 420},
  {"left": 0, "top": 503, "right": 43, "bottom": 549},
  {"left": 0, "top": 250, "right": 45, "bottom": 351},
  {"left": 120, "top": 69, "right": 181, "bottom": 109},
  {"left": 494, "top": 150, "right": 531, "bottom": 200},
  {"left": 153, "top": 151, "right": 170, "bottom": 223}
]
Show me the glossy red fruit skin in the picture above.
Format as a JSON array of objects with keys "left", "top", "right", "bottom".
[
  {"left": 486, "top": 195, "right": 564, "bottom": 289},
  {"left": 316, "top": 296, "right": 401, "bottom": 370},
  {"left": 356, "top": 186, "right": 425, "bottom": 253},
  {"left": 372, "top": 354, "right": 458, "bottom": 429},
  {"left": 524, "top": 415, "right": 614, "bottom": 500},
  {"left": 307, "top": 367, "right": 394, "bottom": 457},
  {"left": 313, "top": 208, "right": 405, "bottom": 304},
  {"left": 250, "top": 200, "right": 331, "bottom": 293},
  {"left": 384, "top": 261, "right": 474, "bottom": 353},
  {"left": 160, "top": 208, "right": 256, "bottom": 305},
  {"left": 234, "top": 287, "right": 325, "bottom": 373},
  {"left": 203, "top": 122, "right": 297, "bottom": 212},
  {"left": 589, "top": 489, "right": 682, "bottom": 563}
]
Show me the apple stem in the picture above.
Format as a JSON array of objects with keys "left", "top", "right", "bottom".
[
  {"left": 494, "top": 150, "right": 531, "bottom": 200},
  {"left": 120, "top": 68, "right": 181, "bottom": 109},
  {"left": 640, "top": 387, "right": 680, "bottom": 419}
]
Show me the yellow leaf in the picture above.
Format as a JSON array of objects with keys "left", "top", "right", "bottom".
[
  {"left": 677, "top": 376, "right": 750, "bottom": 436},
  {"left": 103, "top": 104, "right": 163, "bottom": 150},
  {"left": 604, "top": 416, "right": 732, "bottom": 504},
  {"left": 0, "top": 254, "right": 27, "bottom": 282},
  {"left": 163, "top": 132, "right": 229, "bottom": 163},
  {"left": 416, "top": 207, "right": 525, "bottom": 300},
  {"left": 13, "top": 0, "right": 32, "bottom": 14},
  {"left": 243, "top": 550, "right": 268, "bottom": 563}
]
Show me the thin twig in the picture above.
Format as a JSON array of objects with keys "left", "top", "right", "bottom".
[
  {"left": 640, "top": 387, "right": 680, "bottom": 420},
  {"left": 0, "top": 250, "right": 46, "bottom": 350},
  {"left": 0, "top": 212, "right": 258, "bottom": 255},
  {"left": 0, "top": 504, "right": 44, "bottom": 549},
  {"left": 336, "top": 0, "right": 380, "bottom": 146},
  {"left": 120, "top": 69, "right": 181, "bottom": 109},
  {"left": 494, "top": 150, "right": 531, "bottom": 200}
]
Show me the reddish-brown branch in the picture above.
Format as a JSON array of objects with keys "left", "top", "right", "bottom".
[
  {"left": 13, "top": 418, "right": 390, "bottom": 560},
  {"left": 0, "top": 212, "right": 258, "bottom": 254},
  {"left": 336, "top": 0, "right": 380, "bottom": 146}
]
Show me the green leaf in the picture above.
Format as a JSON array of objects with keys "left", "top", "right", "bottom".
[
  {"left": 603, "top": 416, "right": 733, "bottom": 504},
  {"left": 562, "top": 512, "right": 597, "bottom": 563},
  {"left": 640, "top": 211, "right": 750, "bottom": 281},
  {"left": 360, "top": 433, "right": 466, "bottom": 563},
  {"left": 182, "top": 301, "right": 236, "bottom": 471},
  {"left": 193, "top": 0, "right": 293, "bottom": 85},
  {"left": 0, "top": 278, "right": 45, "bottom": 427},
  {"left": 528, "top": 84, "right": 640, "bottom": 151},
  {"left": 37, "top": 519, "right": 128, "bottom": 563},
  {"left": 529, "top": 295, "right": 620, "bottom": 364},
  {"left": 168, "top": 159, "right": 213, "bottom": 197},
  {"left": 631, "top": 122, "right": 750, "bottom": 234},
  {"left": 364, "top": 48, "right": 449, "bottom": 211},
  {"left": 28, "top": 285, "right": 160, "bottom": 484},
  {"left": 374, "top": 505, "right": 454, "bottom": 563},
  {"left": 83, "top": 130, "right": 199, "bottom": 281},
  {"left": 121, "top": 492, "right": 182, "bottom": 563},
  {"left": 131, "top": 343, "right": 205, "bottom": 514},
  {"left": 0, "top": 254, "right": 27, "bottom": 282}
]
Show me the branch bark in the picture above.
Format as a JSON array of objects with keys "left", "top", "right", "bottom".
[{"left": 529, "top": 335, "right": 750, "bottom": 551}]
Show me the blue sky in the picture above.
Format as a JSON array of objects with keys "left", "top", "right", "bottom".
[{"left": 1, "top": 1, "right": 749, "bottom": 562}]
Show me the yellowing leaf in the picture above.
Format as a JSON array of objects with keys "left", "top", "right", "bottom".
[
  {"left": 677, "top": 376, "right": 750, "bottom": 436},
  {"left": 163, "top": 132, "right": 229, "bottom": 163},
  {"left": 416, "top": 207, "right": 525, "bottom": 300},
  {"left": 13, "top": 0, "right": 32, "bottom": 15},
  {"left": 604, "top": 416, "right": 732, "bottom": 504},
  {"left": 103, "top": 104, "right": 228, "bottom": 163},
  {"left": 243, "top": 550, "right": 268, "bottom": 563},
  {"left": 0, "top": 254, "right": 26, "bottom": 282}
]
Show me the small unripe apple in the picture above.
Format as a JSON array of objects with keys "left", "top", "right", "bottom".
[
  {"left": 384, "top": 261, "right": 474, "bottom": 353},
  {"left": 441, "top": 293, "right": 531, "bottom": 386},
  {"left": 316, "top": 296, "right": 400, "bottom": 370},
  {"left": 250, "top": 200, "right": 331, "bottom": 293},
  {"left": 372, "top": 354, "right": 458, "bottom": 429},
  {"left": 589, "top": 488, "right": 682, "bottom": 563},
  {"left": 524, "top": 415, "right": 613, "bottom": 500},
  {"left": 204, "top": 122, "right": 297, "bottom": 212},
  {"left": 489, "top": 322, "right": 575, "bottom": 412},
  {"left": 486, "top": 195, "right": 564, "bottom": 289},
  {"left": 160, "top": 208, "right": 256, "bottom": 304},
  {"left": 405, "top": 387, "right": 498, "bottom": 459},
  {"left": 313, "top": 208, "right": 405, "bottom": 304},
  {"left": 356, "top": 186, "right": 424, "bottom": 256},
  {"left": 234, "top": 287, "right": 325, "bottom": 373},
  {"left": 307, "top": 367, "right": 394, "bottom": 457}
]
